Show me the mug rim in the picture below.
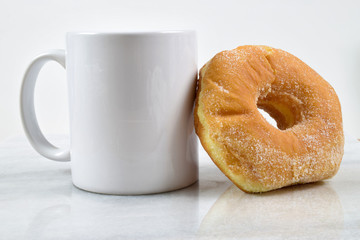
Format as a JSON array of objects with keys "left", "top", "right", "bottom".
[{"left": 67, "top": 30, "right": 196, "bottom": 36}]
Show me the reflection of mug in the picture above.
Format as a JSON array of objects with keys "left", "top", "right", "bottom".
[
  {"left": 20, "top": 31, "right": 198, "bottom": 194},
  {"left": 69, "top": 183, "right": 199, "bottom": 239},
  {"left": 199, "top": 183, "right": 343, "bottom": 238},
  {"left": 25, "top": 183, "right": 199, "bottom": 239}
]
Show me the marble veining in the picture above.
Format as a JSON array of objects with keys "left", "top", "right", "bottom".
[{"left": 0, "top": 135, "right": 359, "bottom": 239}]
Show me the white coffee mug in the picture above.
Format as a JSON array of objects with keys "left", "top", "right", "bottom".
[{"left": 20, "top": 31, "right": 198, "bottom": 194}]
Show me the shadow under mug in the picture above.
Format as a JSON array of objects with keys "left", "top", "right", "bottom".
[{"left": 20, "top": 31, "right": 199, "bottom": 195}]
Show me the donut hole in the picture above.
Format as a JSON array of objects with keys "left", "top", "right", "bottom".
[
  {"left": 258, "top": 108, "right": 278, "bottom": 129},
  {"left": 257, "top": 100, "right": 300, "bottom": 130},
  {"left": 257, "top": 90, "right": 305, "bottom": 130}
]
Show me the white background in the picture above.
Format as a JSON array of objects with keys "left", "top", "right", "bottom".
[{"left": 1, "top": 0, "right": 360, "bottom": 142}]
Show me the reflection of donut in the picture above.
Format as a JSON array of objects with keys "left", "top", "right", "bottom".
[
  {"left": 198, "top": 184, "right": 343, "bottom": 239},
  {"left": 195, "top": 46, "right": 344, "bottom": 193}
]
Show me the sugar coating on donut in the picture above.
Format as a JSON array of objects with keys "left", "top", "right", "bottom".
[{"left": 194, "top": 45, "right": 344, "bottom": 193}]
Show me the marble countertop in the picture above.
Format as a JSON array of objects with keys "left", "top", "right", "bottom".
[{"left": 1, "top": 135, "right": 359, "bottom": 239}]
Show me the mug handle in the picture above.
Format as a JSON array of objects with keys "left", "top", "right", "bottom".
[{"left": 20, "top": 49, "right": 70, "bottom": 162}]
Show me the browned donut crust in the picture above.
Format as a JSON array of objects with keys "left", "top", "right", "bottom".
[{"left": 194, "top": 45, "right": 344, "bottom": 193}]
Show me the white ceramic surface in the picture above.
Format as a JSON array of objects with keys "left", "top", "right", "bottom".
[
  {"left": 0, "top": 135, "right": 360, "bottom": 239},
  {"left": 20, "top": 31, "right": 198, "bottom": 194}
]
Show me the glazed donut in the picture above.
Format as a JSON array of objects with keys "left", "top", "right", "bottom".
[{"left": 195, "top": 45, "right": 344, "bottom": 193}]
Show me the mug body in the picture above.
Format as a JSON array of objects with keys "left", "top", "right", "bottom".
[{"left": 66, "top": 31, "right": 198, "bottom": 194}]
